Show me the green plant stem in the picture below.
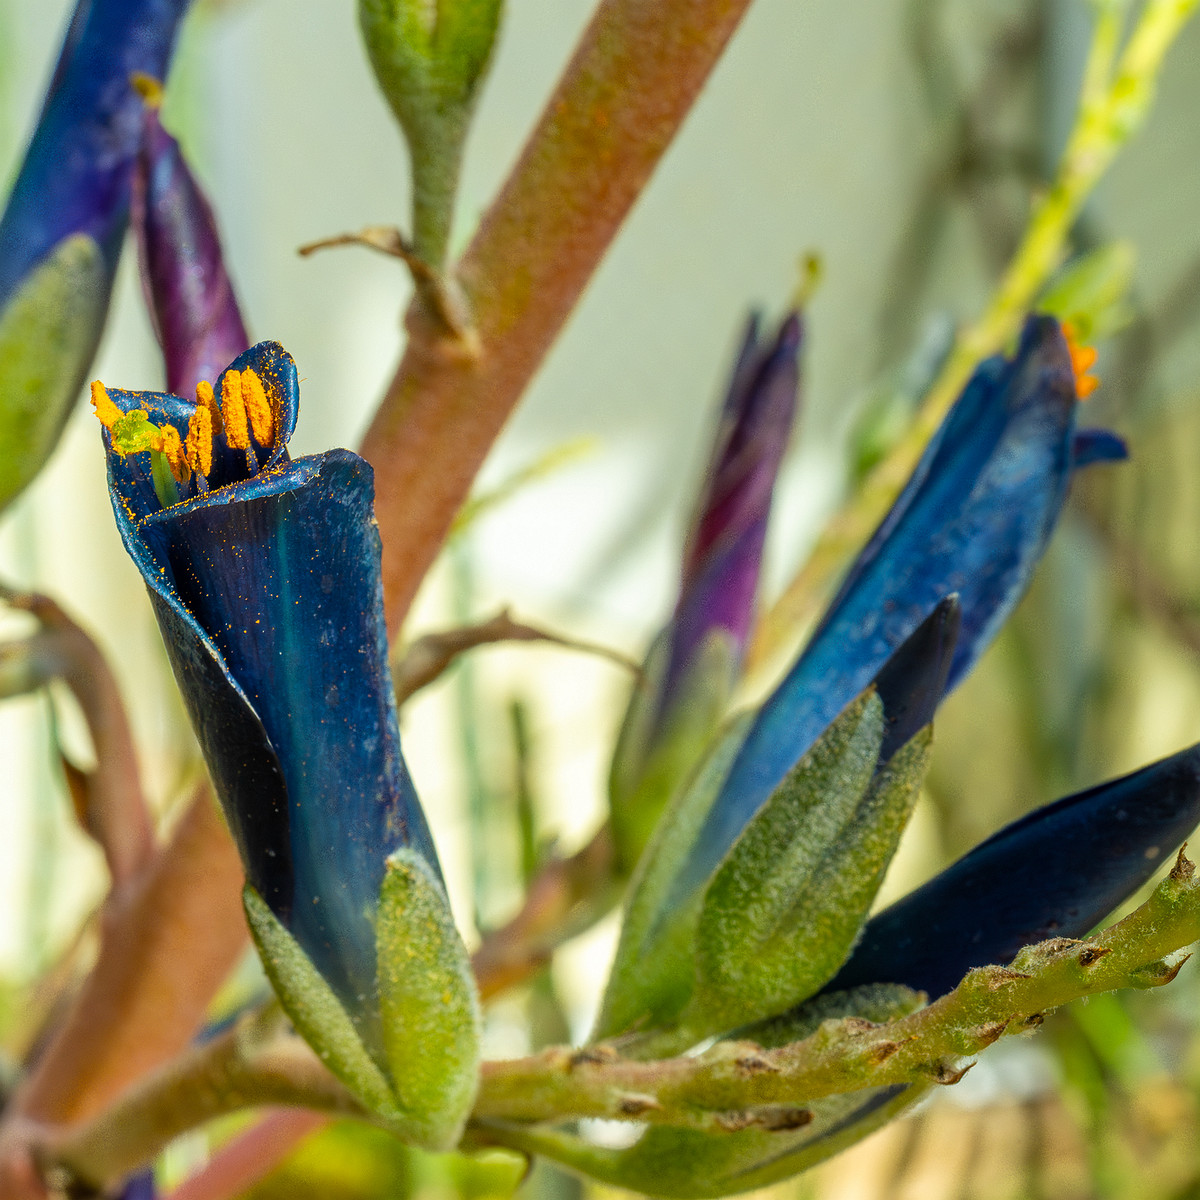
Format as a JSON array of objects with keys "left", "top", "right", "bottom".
[
  {"left": 31, "top": 851, "right": 1200, "bottom": 1192},
  {"left": 409, "top": 111, "right": 470, "bottom": 271},
  {"left": 474, "top": 852, "right": 1200, "bottom": 1128},
  {"left": 361, "top": 0, "right": 760, "bottom": 635},
  {"left": 40, "top": 1011, "right": 364, "bottom": 1193},
  {"left": 748, "top": 0, "right": 1199, "bottom": 675}
]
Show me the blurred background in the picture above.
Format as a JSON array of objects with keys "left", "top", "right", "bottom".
[{"left": 4, "top": 0, "right": 1200, "bottom": 1197}]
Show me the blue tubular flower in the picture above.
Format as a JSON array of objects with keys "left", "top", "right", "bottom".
[
  {"left": 610, "top": 313, "right": 801, "bottom": 866},
  {"left": 682, "top": 315, "right": 1111, "bottom": 892},
  {"left": 0, "top": 0, "right": 192, "bottom": 510},
  {"left": 828, "top": 742, "right": 1200, "bottom": 998},
  {"left": 96, "top": 342, "right": 439, "bottom": 1047},
  {"left": 132, "top": 96, "right": 250, "bottom": 398}
]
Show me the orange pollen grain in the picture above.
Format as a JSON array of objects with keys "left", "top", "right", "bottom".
[
  {"left": 241, "top": 368, "right": 275, "bottom": 447},
  {"left": 1062, "top": 322, "right": 1100, "bottom": 400},
  {"left": 186, "top": 405, "right": 214, "bottom": 477},
  {"left": 90, "top": 381, "right": 124, "bottom": 430},
  {"left": 221, "top": 369, "right": 250, "bottom": 450},
  {"left": 159, "top": 424, "right": 191, "bottom": 484},
  {"left": 196, "top": 379, "right": 224, "bottom": 438}
]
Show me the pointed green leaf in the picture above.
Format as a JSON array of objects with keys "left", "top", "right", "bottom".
[
  {"left": 244, "top": 886, "right": 400, "bottom": 1121},
  {"left": 689, "top": 697, "right": 931, "bottom": 1034},
  {"left": 594, "top": 713, "right": 753, "bottom": 1042},
  {"left": 0, "top": 233, "right": 109, "bottom": 512},
  {"left": 609, "top": 628, "right": 738, "bottom": 873},
  {"left": 376, "top": 848, "right": 481, "bottom": 1151}
]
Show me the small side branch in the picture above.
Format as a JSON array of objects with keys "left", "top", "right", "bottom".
[
  {"left": 393, "top": 608, "right": 640, "bottom": 704},
  {"left": 298, "top": 226, "right": 475, "bottom": 346}
]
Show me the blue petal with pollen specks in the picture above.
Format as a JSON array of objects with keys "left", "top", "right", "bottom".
[
  {"left": 827, "top": 742, "right": 1200, "bottom": 998},
  {"left": 682, "top": 315, "right": 1095, "bottom": 893},
  {"left": 103, "top": 341, "right": 439, "bottom": 1052}
]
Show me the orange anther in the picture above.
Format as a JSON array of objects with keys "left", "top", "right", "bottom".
[
  {"left": 196, "top": 379, "right": 224, "bottom": 438},
  {"left": 186, "top": 405, "right": 213, "bottom": 477},
  {"left": 221, "top": 369, "right": 250, "bottom": 450},
  {"left": 90, "top": 380, "right": 124, "bottom": 430},
  {"left": 159, "top": 423, "right": 191, "bottom": 484},
  {"left": 241, "top": 368, "right": 275, "bottom": 447},
  {"left": 1062, "top": 321, "right": 1101, "bottom": 400}
]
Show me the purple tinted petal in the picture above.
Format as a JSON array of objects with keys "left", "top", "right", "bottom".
[
  {"left": 662, "top": 312, "right": 801, "bottom": 706},
  {"left": 133, "top": 105, "right": 249, "bottom": 398}
]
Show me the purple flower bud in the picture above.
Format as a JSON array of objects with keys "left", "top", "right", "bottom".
[
  {"left": 663, "top": 312, "right": 801, "bottom": 707},
  {"left": 132, "top": 100, "right": 249, "bottom": 397}
]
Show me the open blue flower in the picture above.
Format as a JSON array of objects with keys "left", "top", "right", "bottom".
[{"left": 96, "top": 341, "right": 439, "bottom": 1048}]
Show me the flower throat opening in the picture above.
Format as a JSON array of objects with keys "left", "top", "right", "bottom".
[{"left": 92, "top": 368, "right": 278, "bottom": 508}]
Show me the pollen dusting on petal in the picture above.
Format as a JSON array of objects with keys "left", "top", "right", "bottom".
[
  {"left": 196, "top": 379, "right": 224, "bottom": 438},
  {"left": 242, "top": 368, "right": 275, "bottom": 447},
  {"left": 221, "top": 368, "right": 250, "bottom": 449},
  {"left": 159, "top": 423, "right": 191, "bottom": 484},
  {"left": 1062, "top": 321, "right": 1100, "bottom": 400},
  {"left": 90, "top": 381, "right": 124, "bottom": 431},
  {"left": 186, "top": 405, "right": 213, "bottom": 477}
]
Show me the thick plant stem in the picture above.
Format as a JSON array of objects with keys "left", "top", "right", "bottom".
[
  {"left": 30, "top": 852, "right": 1200, "bottom": 1191},
  {"left": 42, "top": 1012, "right": 363, "bottom": 1193},
  {"left": 474, "top": 852, "right": 1200, "bottom": 1128},
  {"left": 361, "top": 0, "right": 759, "bottom": 634},
  {"left": 10, "top": 787, "right": 247, "bottom": 1126}
]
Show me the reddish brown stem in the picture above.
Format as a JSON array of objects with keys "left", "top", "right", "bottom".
[
  {"left": 1, "top": 587, "right": 154, "bottom": 890},
  {"left": 165, "top": 1111, "right": 329, "bottom": 1200},
  {"left": 11, "top": 787, "right": 247, "bottom": 1126},
  {"left": 361, "top": 0, "right": 759, "bottom": 633},
  {"left": 472, "top": 826, "right": 617, "bottom": 1001}
]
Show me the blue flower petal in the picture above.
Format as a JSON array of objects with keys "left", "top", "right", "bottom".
[
  {"left": 826, "top": 743, "right": 1200, "bottom": 998},
  {"left": 871, "top": 594, "right": 960, "bottom": 763},
  {"left": 685, "top": 316, "right": 1082, "bottom": 890},
  {"left": 1072, "top": 427, "right": 1128, "bottom": 468}
]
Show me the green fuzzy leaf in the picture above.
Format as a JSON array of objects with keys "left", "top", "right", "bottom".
[
  {"left": 609, "top": 628, "right": 738, "bottom": 874},
  {"left": 689, "top": 697, "right": 930, "bottom": 1035},
  {"left": 594, "top": 713, "right": 753, "bottom": 1042},
  {"left": 243, "top": 886, "right": 401, "bottom": 1121},
  {"left": 0, "top": 233, "right": 109, "bottom": 512},
  {"left": 376, "top": 849, "right": 481, "bottom": 1151}
]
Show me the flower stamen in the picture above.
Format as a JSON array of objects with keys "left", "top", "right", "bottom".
[
  {"left": 1062, "top": 322, "right": 1100, "bottom": 400},
  {"left": 90, "top": 381, "right": 124, "bottom": 431},
  {"left": 159, "top": 423, "right": 190, "bottom": 484},
  {"left": 196, "top": 379, "right": 224, "bottom": 438},
  {"left": 186, "top": 405, "right": 214, "bottom": 477},
  {"left": 221, "top": 368, "right": 251, "bottom": 450},
  {"left": 242, "top": 367, "right": 275, "bottom": 447}
]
